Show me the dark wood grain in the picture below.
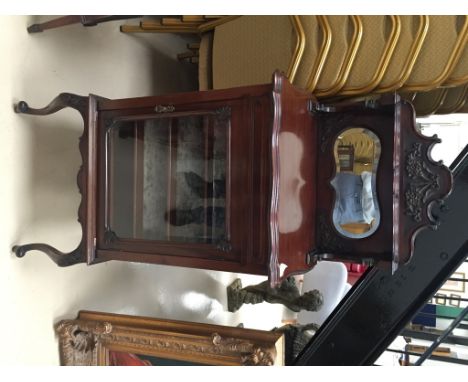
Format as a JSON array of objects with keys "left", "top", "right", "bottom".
[
  {"left": 12, "top": 93, "right": 99, "bottom": 266},
  {"left": 13, "top": 74, "right": 453, "bottom": 286},
  {"left": 27, "top": 16, "right": 141, "bottom": 33},
  {"left": 95, "top": 88, "right": 275, "bottom": 278},
  {"left": 313, "top": 96, "right": 397, "bottom": 267},
  {"left": 311, "top": 94, "right": 453, "bottom": 272},
  {"left": 269, "top": 72, "right": 317, "bottom": 285},
  {"left": 396, "top": 100, "right": 453, "bottom": 267}
]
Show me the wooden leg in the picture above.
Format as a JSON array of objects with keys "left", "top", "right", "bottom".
[
  {"left": 27, "top": 16, "right": 83, "bottom": 33},
  {"left": 13, "top": 93, "right": 89, "bottom": 266},
  {"left": 28, "top": 15, "right": 141, "bottom": 33},
  {"left": 14, "top": 92, "right": 88, "bottom": 119},
  {"left": 12, "top": 244, "right": 85, "bottom": 267}
]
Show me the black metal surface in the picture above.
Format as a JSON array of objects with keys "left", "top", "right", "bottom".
[
  {"left": 294, "top": 145, "right": 468, "bottom": 365},
  {"left": 414, "top": 305, "right": 468, "bottom": 365},
  {"left": 401, "top": 328, "right": 468, "bottom": 347}
]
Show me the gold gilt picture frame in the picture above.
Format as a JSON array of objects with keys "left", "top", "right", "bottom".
[
  {"left": 440, "top": 272, "right": 466, "bottom": 293},
  {"left": 434, "top": 294, "right": 446, "bottom": 305},
  {"left": 55, "top": 311, "right": 284, "bottom": 366},
  {"left": 449, "top": 294, "right": 461, "bottom": 308}
]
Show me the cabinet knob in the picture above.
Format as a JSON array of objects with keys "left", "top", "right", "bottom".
[{"left": 154, "top": 104, "right": 175, "bottom": 113}]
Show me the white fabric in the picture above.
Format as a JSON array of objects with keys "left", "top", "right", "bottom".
[
  {"left": 297, "top": 262, "right": 349, "bottom": 326},
  {"left": 361, "top": 171, "right": 376, "bottom": 224}
]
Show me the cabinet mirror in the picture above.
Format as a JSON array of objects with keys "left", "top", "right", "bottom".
[{"left": 331, "top": 128, "right": 381, "bottom": 238}]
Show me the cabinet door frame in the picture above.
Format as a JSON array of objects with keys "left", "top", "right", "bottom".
[{"left": 93, "top": 97, "right": 258, "bottom": 271}]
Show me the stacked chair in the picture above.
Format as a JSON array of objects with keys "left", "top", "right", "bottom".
[{"left": 121, "top": 15, "right": 468, "bottom": 117}]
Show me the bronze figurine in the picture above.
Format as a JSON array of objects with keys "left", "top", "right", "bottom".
[{"left": 227, "top": 277, "right": 324, "bottom": 313}]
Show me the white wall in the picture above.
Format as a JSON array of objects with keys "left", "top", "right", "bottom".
[{"left": 0, "top": 16, "right": 291, "bottom": 365}]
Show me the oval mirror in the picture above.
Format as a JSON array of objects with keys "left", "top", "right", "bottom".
[{"left": 331, "top": 127, "right": 381, "bottom": 238}]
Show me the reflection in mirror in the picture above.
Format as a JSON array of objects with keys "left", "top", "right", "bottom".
[{"left": 331, "top": 127, "right": 381, "bottom": 238}]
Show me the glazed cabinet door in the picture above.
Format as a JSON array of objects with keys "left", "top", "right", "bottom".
[{"left": 93, "top": 94, "right": 269, "bottom": 274}]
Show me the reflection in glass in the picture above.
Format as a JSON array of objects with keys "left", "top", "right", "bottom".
[
  {"left": 331, "top": 127, "right": 381, "bottom": 238},
  {"left": 107, "top": 112, "right": 228, "bottom": 243}
]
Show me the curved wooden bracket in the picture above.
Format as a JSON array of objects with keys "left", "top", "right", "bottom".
[
  {"left": 12, "top": 244, "right": 84, "bottom": 267},
  {"left": 12, "top": 93, "right": 91, "bottom": 266},
  {"left": 14, "top": 92, "right": 88, "bottom": 117}
]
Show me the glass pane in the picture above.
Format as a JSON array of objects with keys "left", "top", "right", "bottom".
[
  {"left": 331, "top": 127, "right": 381, "bottom": 238},
  {"left": 106, "top": 111, "right": 228, "bottom": 244}
]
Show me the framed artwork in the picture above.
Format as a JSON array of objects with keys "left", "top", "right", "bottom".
[
  {"left": 449, "top": 294, "right": 461, "bottom": 308},
  {"left": 55, "top": 311, "right": 284, "bottom": 366},
  {"left": 435, "top": 294, "right": 446, "bottom": 305},
  {"left": 440, "top": 272, "right": 466, "bottom": 293}
]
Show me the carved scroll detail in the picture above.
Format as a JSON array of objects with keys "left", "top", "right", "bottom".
[
  {"left": 104, "top": 117, "right": 114, "bottom": 129},
  {"left": 216, "top": 238, "right": 232, "bottom": 252},
  {"left": 100, "top": 331, "right": 275, "bottom": 366},
  {"left": 317, "top": 214, "right": 344, "bottom": 252},
  {"left": 211, "top": 334, "right": 275, "bottom": 366},
  {"left": 404, "top": 142, "right": 440, "bottom": 222},
  {"left": 56, "top": 312, "right": 282, "bottom": 366},
  {"left": 104, "top": 228, "right": 118, "bottom": 244},
  {"left": 318, "top": 114, "right": 356, "bottom": 153},
  {"left": 154, "top": 104, "right": 175, "bottom": 113},
  {"left": 214, "top": 106, "right": 232, "bottom": 122},
  {"left": 319, "top": 123, "right": 336, "bottom": 153},
  {"left": 55, "top": 320, "right": 113, "bottom": 366}
]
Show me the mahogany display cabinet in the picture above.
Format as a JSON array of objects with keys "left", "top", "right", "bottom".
[{"left": 13, "top": 72, "right": 453, "bottom": 286}]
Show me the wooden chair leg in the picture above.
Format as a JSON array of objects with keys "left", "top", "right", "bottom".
[
  {"left": 28, "top": 16, "right": 83, "bottom": 33},
  {"left": 28, "top": 15, "right": 142, "bottom": 33}
]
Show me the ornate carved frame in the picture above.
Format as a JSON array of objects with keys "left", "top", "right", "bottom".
[{"left": 55, "top": 311, "right": 284, "bottom": 366}]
